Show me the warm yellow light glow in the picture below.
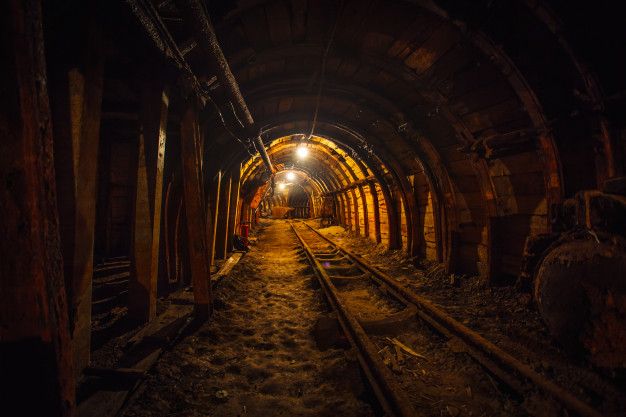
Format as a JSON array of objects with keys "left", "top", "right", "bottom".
[
  {"left": 286, "top": 171, "right": 296, "bottom": 181},
  {"left": 296, "top": 145, "right": 309, "bottom": 158},
  {"left": 277, "top": 182, "right": 286, "bottom": 191}
]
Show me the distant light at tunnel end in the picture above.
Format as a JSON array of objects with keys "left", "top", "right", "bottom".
[{"left": 296, "top": 145, "right": 309, "bottom": 159}]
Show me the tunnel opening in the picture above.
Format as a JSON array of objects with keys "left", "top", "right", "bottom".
[
  {"left": 2, "top": 1, "right": 626, "bottom": 416},
  {"left": 238, "top": 133, "right": 440, "bottom": 259}
]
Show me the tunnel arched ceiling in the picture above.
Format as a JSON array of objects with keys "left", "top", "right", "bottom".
[
  {"left": 242, "top": 135, "right": 381, "bottom": 194},
  {"left": 197, "top": 0, "right": 619, "bottom": 276}
]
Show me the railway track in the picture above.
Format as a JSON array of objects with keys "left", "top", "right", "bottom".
[{"left": 290, "top": 220, "right": 610, "bottom": 417}]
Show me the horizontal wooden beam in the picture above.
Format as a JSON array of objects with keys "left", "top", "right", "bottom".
[{"left": 324, "top": 176, "right": 376, "bottom": 195}]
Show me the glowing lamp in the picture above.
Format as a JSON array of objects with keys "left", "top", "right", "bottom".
[
  {"left": 296, "top": 145, "right": 309, "bottom": 159},
  {"left": 277, "top": 182, "right": 286, "bottom": 191},
  {"left": 286, "top": 171, "right": 296, "bottom": 181}
]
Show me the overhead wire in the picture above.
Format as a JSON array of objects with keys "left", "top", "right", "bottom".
[
  {"left": 306, "top": 0, "right": 345, "bottom": 141},
  {"left": 204, "top": 94, "right": 255, "bottom": 157}
]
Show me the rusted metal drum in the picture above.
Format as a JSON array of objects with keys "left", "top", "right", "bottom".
[{"left": 534, "top": 236, "right": 626, "bottom": 367}]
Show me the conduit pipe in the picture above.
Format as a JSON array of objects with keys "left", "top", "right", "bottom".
[{"left": 178, "top": 0, "right": 274, "bottom": 174}]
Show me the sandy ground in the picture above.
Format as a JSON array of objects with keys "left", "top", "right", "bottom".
[{"left": 122, "top": 220, "right": 375, "bottom": 417}]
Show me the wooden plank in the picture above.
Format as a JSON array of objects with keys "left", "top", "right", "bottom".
[
  {"left": 214, "top": 174, "right": 232, "bottom": 260},
  {"left": 449, "top": 80, "right": 514, "bottom": 116},
  {"left": 447, "top": 59, "right": 503, "bottom": 99},
  {"left": 180, "top": 104, "right": 211, "bottom": 317},
  {"left": 129, "top": 81, "right": 169, "bottom": 323},
  {"left": 403, "top": 25, "right": 460, "bottom": 75},
  {"left": 47, "top": 6, "right": 104, "bottom": 376},
  {"left": 78, "top": 291, "right": 194, "bottom": 417},
  {"left": 290, "top": 0, "right": 307, "bottom": 41},
  {"left": 226, "top": 166, "right": 241, "bottom": 253},
  {"left": 211, "top": 252, "right": 244, "bottom": 285},
  {"left": 0, "top": 1, "right": 75, "bottom": 414},
  {"left": 461, "top": 98, "right": 526, "bottom": 134},
  {"left": 357, "top": 185, "right": 370, "bottom": 238},
  {"left": 207, "top": 171, "right": 222, "bottom": 269},
  {"left": 239, "top": 5, "right": 272, "bottom": 50},
  {"left": 387, "top": 14, "right": 439, "bottom": 60},
  {"left": 266, "top": 1, "right": 292, "bottom": 45},
  {"left": 129, "top": 121, "right": 153, "bottom": 322}
]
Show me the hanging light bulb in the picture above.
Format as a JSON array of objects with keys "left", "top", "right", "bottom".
[
  {"left": 296, "top": 145, "right": 309, "bottom": 159},
  {"left": 286, "top": 171, "right": 296, "bottom": 181}
]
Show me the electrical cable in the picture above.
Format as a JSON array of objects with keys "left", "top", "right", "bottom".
[
  {"left": 205, "top": 94, "right": 255, "bottom": 157},
  {"left": 306, "top": 0, "right": 345, "bottom": 141}
]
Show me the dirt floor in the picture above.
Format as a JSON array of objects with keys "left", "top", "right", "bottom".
[
  {"left": 292, "top": 221, "right": 528, "bottom": 417},
  {"left": 116, "top": 218, "right": 625, "bottom": 416},
  {"left": 122, "top": 220, "right": 375, "bottom": 417},
  {"left": 305, "top": 219, "right": 626, "bottom": 416}
]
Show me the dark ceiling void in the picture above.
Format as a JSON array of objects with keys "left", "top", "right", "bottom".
[{"left": 1, "top": 1, "right": 625, "bottom": 416}]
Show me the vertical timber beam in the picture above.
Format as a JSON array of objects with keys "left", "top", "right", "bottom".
[
  {"left": 389, "top": 189, "right": 402, "bottom": 250},
  {"left": 342, "top": 192, "right": 352, "bottom": 230},
  {"left": 180, "top": 103, "right": 211, "bottom": 318},
  {"left": 0, "top": 0, "right": 75, "bottom": 415},
  {"left": 358, "top": 185, "right": 369, "bottom": 238},
  {"left": 351, "top": 190, "right": 360, "bottom": 236},
  {"left": 47, "top": 4, "right": 104, "bottom": 376},
  {"left": 129, "top": 80, "right": 169, "bottom": 323},
  {"left": 408, "top": 178, "right": 421, "bottom": 259},
  {"left": 207, "top": 171, "right": 221, "bottom": 269},
  {"left": 226, "top": 165, "right": 241, "bottom": 252},
  {"left": 369, "top": 183, "right": 382, "bottom": 243},
  {"left": 94, "top": 138, "right": 111, "bottom": 262},
  {"left": 215, "top": 175, "right": 232, "bottom": 259}
]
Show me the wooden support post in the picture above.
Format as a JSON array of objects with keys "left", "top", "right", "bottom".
[
  {"left": 358, "top": 185, "right": 369, "bottom": 238},
  {"left": 180, "top": 104, "right": 211, "bottom": 318},
  {"left": 0, "top": 1, "right": 75, "bottom": 415},
  {"left": 369, "top": 183, "right": 382, "bottom": 243},
  {"left": 129, "top": 81, "right": 169, "bottom": 323},
  {"left": 163, "top": 175, "right": 181, "bottom": 286},
  {"left": 47, "top": 5, "right": 104, "bottom": 376},
  {"left": 333, "top": 195, "right": 343, "bottom": 225},
  {"left": 388, "top": 189, "right": 402, "bottom": 250},
  {"left": 351, "top": 190, "right": 360, "bottom": 236},
  {"left": 207, "top": 171, "right": 221, "bottom": 269},
  {"left": 342, "top": 192, "right": 351, "bottom": 230},
  {"left": 94, "top": 138, "right": 112, "bottom": 262},
  {"left": 214, "top": 174, "right": 232, "bottom": 259},
  {"left": 408, "top": 179, "right": 421, "bottom": 259},
  {"left": 226, "top": 165, "right": 241, "bottom": 250}
]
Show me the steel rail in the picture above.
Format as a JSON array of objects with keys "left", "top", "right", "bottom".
[
  {"left": 289, "top": 223, "right": 419, "bottom": 417},
  {"left": 298, "top": 221, "right": 604, "bottom": 417}
]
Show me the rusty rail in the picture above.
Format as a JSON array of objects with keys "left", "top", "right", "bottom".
[
  {"left": 289, "top": 223, "right": 419, "bottom": 417},
  {"left": 298, "top": 221, "right": 605, "bottom": 417}
]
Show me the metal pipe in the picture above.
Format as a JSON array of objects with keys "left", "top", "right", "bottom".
[
  {"left": 253, "top": 135, "right": 274, "bottom": 175},
  {"left": 178, "top": 0, "right": 274, "bottom": 173},
  {"left": 127, "top": 0, "right": 205, "bottom": 98}
]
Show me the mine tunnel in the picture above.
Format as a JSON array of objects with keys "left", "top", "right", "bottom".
[{"left": 1, "top": 1, "right": 626, "bottom": 416}]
